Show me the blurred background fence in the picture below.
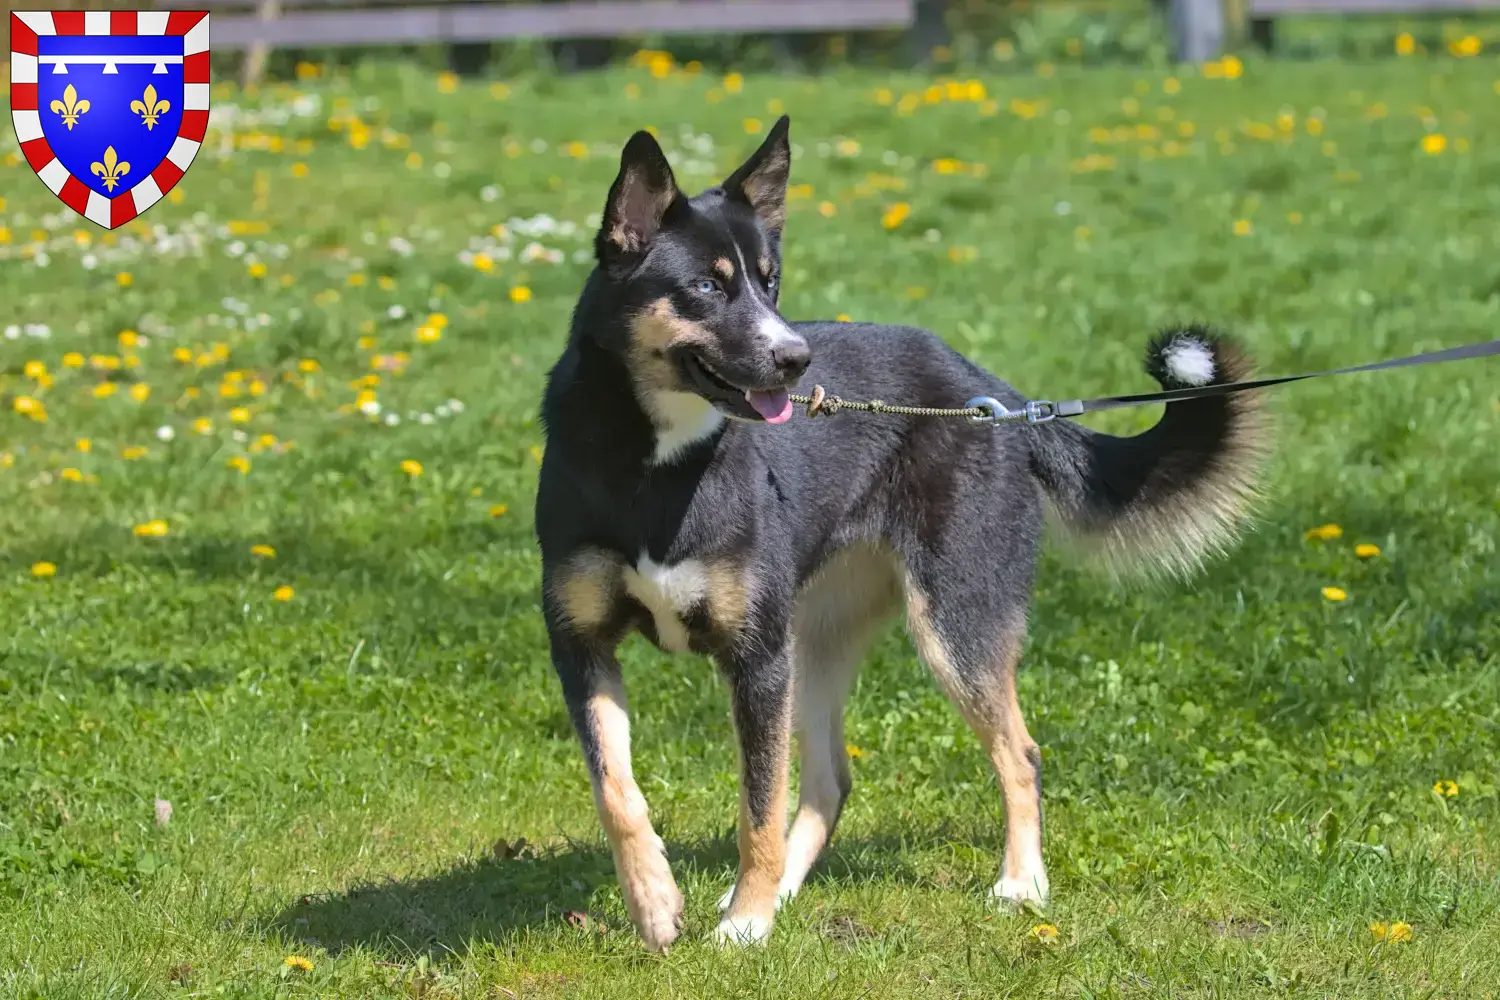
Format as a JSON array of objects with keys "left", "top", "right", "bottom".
[{"left": 6, "top": 0, "right": 1500, "bottom": 87}]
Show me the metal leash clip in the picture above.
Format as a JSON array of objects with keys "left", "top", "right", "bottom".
[
  {"left": 966, "top": 396, "right": 1058, "bottom": 425},
  {"left": 1024, "top": 400, "right": 1057, "bottom": 423}
]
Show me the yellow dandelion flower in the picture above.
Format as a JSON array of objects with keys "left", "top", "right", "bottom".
[
  {"left": 248, "top": 261, "right": 268, "bottom": 278},
  {"left": 400, "top": 459, "right": 423, "bottom": 477},
  {"left": 251, "top": 544, "right": 276, "bottom": 558},
  {"left": 1433, "top": 779, "right": 1458, "bottom": 798},
  {"left": 13, "top": 396, "right": 47, "bottom": 422},
  {"left": 31, "top": 561, "right": 57, "bottom": 578},
  {"left": 1322, "top": 586, "right": 1347, "bottom": 602},
  {"left": 60, "top": 468, "right": 83, "bottom": 482},
  {"left": 1030, "top": 923, "right": 1060, "bottom": 942},
  {"left": 298, "top": 359, "right": 321, "bottom": 373},
  {"left": 1355, "top": 543, "right": 1381, "bottom": 558},
  {"left": 291, "top": 162, "right": 308, "bottom": 178},
  {"left": 122, "top": 446, "right": 148, "bottom": 460},
  {"left": 227, "top": 456, "right": 251, "bottom": 474},
  {"left": 1450, "top": 35, "right": 1481, "bottom": 58},
  {"left": 1371, "top": 920, "right": 1412, "bottom": 943},
  {"left": 1395, "top": 32, "right": 1415, "bottom": 55},
  {"left": 723, "top": 71, "right": 743, "bottom": 93},
  {"left": 93, "top": 382, "right": 118, "bottom": 399},
  {"left": 274, "top": 585, "right": 295, "bottom": 602},
  {"left": 836, "top": 313, "right": 852, "bottom": 322},
  {"left": 510, "top": 285, "right": 532, "bottom": 303},
  {"left": 1305, "top": 523, "right": 1343, "bottom": 541},
  {"left": 881, "top": 202, "right": 911, "bottom": 230},
  {"left": 347, "top": 272, "right": 366, "bottom": 287},
  {"left": 76, "top": 439, "right": 92, "bottom": 453},
  {"left": 437, "top": 71, "right": 459, "bottom": 94},
  {"left": 23, "top": 360, "right": 46, "bottom": 379},
  {"left": 473, "top": 252, "right": 494, "bottom": 273},
  {"left": 133, "top": 519, "right": 169, "bottom": 538},
  {"left": 846, "top": 744, "right": 864, "bottom": 759},
  {"left": 116, "top": 272, "right": 133, "bottom": 287},
  {"left": 489, "top": 504, "right": 508, "bottom": 517},
  {"left": 129, "top": 383, "right": 150, "bottom": 403},
  {"left": 63, "top": 351, "right": 85, "bottom": 368},
  {"left": 416, "top": 325, "right": 442, "bottom": 344},
  {"left": 819, "top": 201, "right": 837, "bottom": 218},
  {"left": 283, "top": 955, "right": 313, "bottom": 971},
  {"left": 192, "top": 418, "right": 213, "bottom": 436},
  {"left": 1422, "top": 134, "right": 1447, "bottom": 155},
  {"left": 1233, "top": 219, "right": 1253, "bottom": 236},
  {"left": 229, "top": 408, "right": 251, "bottom": 424}
]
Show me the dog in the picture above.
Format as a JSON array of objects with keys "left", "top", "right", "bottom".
[{"left": 535, "top": 115, "right": 1266, "bottom": 950}]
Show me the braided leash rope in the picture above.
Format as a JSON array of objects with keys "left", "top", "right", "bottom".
[
  {"left": 786, "top": 338, "right": 1500, "bottom": 425},
  {"left": 789, "top": 384, "right": 995, "bottom": 420}
]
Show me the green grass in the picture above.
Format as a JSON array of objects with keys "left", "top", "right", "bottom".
[{"left": 2, "top": 53, "right": 1499, "bottom": 999}]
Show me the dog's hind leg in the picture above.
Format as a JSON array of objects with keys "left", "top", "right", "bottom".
[
  {"left": 779, "top": 545, "right": 901, "bottom": 906},
  {"left": 902, "top": 567, "right": 1049, "bottom": 907}
]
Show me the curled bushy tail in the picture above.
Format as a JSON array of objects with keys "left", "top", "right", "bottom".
[{"left": 1027, "top": 326, "right": 1269, "bottom": 578}]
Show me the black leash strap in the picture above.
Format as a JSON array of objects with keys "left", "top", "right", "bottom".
[{"left": 970, "top": 338, "right": 1500, "bottom": 425}]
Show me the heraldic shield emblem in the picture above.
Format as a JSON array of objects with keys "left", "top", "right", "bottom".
[{"left": 9, "top": 10, "right": 210, "bottom": 229}]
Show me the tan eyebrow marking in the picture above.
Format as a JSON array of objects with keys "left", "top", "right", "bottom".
[
  {"left": 713, "top": 257, "right": 735, "bottom": 280},
  {"left": 758, "top": 256, "right": 772, "bottom": 278}
]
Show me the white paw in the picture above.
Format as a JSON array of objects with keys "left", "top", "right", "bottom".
[
  {"left": 713, "top": 913, "right": 773, "bottom": 947},
  {"left": 990, "top": 870, "right": 1050, "bottom": 909},
  {"left": 621, "top": 844, "right": 683, "bottom": 952},
  {"left": 716, "top": 884, "right": 736, "bottom": 914}
]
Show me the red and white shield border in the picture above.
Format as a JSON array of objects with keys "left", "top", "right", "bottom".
[{"left": 9, "top": 10, "right": 210, "bottom": 230}]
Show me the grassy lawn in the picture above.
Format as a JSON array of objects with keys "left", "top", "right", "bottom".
[{"left": 3, "top": 50, "right": 1499, "bottom": 998}]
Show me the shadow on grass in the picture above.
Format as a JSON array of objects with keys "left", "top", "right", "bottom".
[{"left": 262, "top": 833, "right": 929, "bottom": 960}]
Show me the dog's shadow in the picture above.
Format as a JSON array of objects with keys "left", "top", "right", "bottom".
[{"left": 264, "top": 833, "right": 931, "bottom": 958}]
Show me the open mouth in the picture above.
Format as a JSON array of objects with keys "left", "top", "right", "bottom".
[{"left": 679, "top": 353, "right": 794, "bottom": 424}]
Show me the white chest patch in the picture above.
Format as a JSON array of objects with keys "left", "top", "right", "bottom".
[
  {"left": 623, "top": 554, "right": 708, "bottom": 653},
  {"left": 647, "top": 390, "right": 726, "bottom": 465}
]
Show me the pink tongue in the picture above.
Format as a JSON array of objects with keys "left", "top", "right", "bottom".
[{"left": 745, "top": 388, "right": 793, "bottom": 424}]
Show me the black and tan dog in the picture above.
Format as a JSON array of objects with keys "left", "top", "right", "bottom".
[{"left": 535, "top": 116, "right": 1266, "bottom": 950}]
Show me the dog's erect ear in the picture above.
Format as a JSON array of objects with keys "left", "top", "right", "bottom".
[
  {"left": 596, "top": 129, "right": 679, "bottom": 275},
  {"left": 722, "top": 114, "right": 790, "bottom": 236}
]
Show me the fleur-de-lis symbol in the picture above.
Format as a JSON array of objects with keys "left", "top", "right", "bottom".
[
  {"left": 49, "top": 84, "right": 90, "bottom": 130},
  {"left": 129, "top": 84, "right": 170, "bottom": 131},
  {"left": 90, "top": 146, "right": 131, "bottom": 192}
]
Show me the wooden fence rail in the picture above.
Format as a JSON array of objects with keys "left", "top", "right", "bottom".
[{"left": 170, "top": 0, "right": 916, "bottom": 49}]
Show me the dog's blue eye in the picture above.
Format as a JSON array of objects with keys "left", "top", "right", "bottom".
[{"left": 695, "top": 279, "right": 718, "bottom": 295}]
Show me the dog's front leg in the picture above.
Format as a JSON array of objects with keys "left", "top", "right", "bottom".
[
  {"left": 549, "top": 628, "right": 683, "bottom": 952},
  {"left": 715, "top": 637, "right": 793, "bottom": 947}
]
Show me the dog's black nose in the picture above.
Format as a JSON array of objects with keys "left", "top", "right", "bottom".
[{"left": 772, "top": 337, "right": 811, "bottom": 380}]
